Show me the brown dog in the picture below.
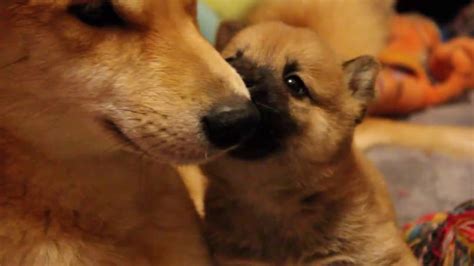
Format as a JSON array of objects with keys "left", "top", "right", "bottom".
[
  {"left": 202, "top": 21, "right": 418, "bottom": 266},
  {"left": 0, "top": 0, "right": 260, "bottom": 265}
]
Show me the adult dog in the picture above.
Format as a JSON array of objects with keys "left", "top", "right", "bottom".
[{"left": 0, "top": 0, "right": 260, "bottom": 265}]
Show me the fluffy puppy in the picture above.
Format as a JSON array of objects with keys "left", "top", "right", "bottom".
[{"left": 203, "top": 22, "right": 417, "bottom": 265}]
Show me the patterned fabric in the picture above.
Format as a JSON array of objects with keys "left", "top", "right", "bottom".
[{"left": 403, "top": 200, "right": 474, "bottom": 266}]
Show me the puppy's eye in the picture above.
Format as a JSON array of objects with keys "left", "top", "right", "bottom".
[
  {"left": 285, "top": 75, "right": 310, "bottom": 98},
  {"left": 225, "top": 50, "right": 244, "bottom": 63},
  {"left": 225, "top": 57, "right": 236, "bottom": 63},
  {"left": 243, "top": 78, "right": 255, "bottom": 88},
  {"left": 68, "top": 1, "right": 125, "bottom": 28}
]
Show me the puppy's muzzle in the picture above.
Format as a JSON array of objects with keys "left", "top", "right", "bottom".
[{"left": 202, "top": 100, "right": 260, "bottom": 149}]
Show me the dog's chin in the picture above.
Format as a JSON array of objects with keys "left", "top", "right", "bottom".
[
  {"left": 155, "top": 149, "right": 227, "bottom": 166},
  {"left": 144, "top": 137, "right": 230, "bottom": 165},
  {"left": 100, "top": 118, "right": 226, "bottom": 164}
]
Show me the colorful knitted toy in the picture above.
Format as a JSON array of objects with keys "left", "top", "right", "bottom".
[
  {"left": 370, "top": 15, "right": 474, "bottom": 115},
  {"left": 403, "top": 200, "right": 474, "bottom": 266}
]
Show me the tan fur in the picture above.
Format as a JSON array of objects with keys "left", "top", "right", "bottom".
[
  {"left": 0, "top": 0, "right": 254, "bottom": 264},
  {"left": 0, "top": 131, "right": 211, "bottom": 265},
  {"left": 178, "top": 166, "right": 207, "bottom": 217}
]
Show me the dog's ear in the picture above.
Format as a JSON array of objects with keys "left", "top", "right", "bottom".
[
  {"left": 343, "top": 56, "right": 380, "bottom": 124},
  {"left": 215, "top": 20, "right": 247, "bottom": 52}
]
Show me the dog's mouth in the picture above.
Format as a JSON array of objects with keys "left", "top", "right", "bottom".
[{"left": 100, "top": 118, "right": 145, "bottom": 153}]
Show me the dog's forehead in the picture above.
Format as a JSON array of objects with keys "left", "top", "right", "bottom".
[
  {"left": 14, "top": 0, "right": 198, "bottom": 30},
  {"left": 115, "top": 0, "right": 195, "bottom": 12},
  {"left": 23, "top": 0, "right": 195, "bottom": 14}
]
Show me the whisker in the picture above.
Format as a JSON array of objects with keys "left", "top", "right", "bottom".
[
  {"left": 255, "top": 102, "right": 280, "bottom": 113},
  {"left": 0, "top": 55, "right": 29, "bottom": 70}
]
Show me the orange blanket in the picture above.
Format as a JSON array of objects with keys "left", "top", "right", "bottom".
[{"left": 370, "top": 15, "right": 474, "bottom": 115}]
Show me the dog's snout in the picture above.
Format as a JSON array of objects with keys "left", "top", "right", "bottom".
[{"left": 203, "top": 101, "right": 260, "bottom": 149}]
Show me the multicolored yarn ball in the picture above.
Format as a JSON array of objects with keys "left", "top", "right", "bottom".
[{"left": 403, "top": 200, "right": 474, "bottom": 266}]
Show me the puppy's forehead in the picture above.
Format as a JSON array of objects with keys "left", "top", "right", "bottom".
[
  {"left": 230, "top": 22, "right": 338, "bottom": 70},
  {"left": 227, "top": 22, "right": 346, "bottom": 101}
]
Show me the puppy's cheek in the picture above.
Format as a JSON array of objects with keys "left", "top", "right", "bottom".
[
  {"left": 308, "top": 112, "right": 331, "bottom": 141},
  {"left": 299, "top": 114, "right": 332, "bottom": 156}
]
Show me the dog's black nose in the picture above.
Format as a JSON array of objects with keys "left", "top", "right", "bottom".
[{"left": 203, "top": 101, "right": 260, "bottom": 149}]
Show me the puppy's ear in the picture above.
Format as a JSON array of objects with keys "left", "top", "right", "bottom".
[
  {"left": 343, "top": 56, "right": 380, "bottom": 123},
  {"left": 215, "top": 20, "right": 246, "bottom": 52},
  {"left": 343, "top": 56, "right": 379, "bottom": 103}
]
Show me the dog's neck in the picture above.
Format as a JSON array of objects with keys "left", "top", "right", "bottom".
[
  {"left": 0, "top": 128, "right": 153, "bottom": 232},
  {"left": 0, "top": 128, "right": 212, "bottom": 265},
  {"left": 204, "top": 145, "right": 375, "bottom": 262},
  {"left": 0, "top": 88, "right": 120, "bottom": 160}
]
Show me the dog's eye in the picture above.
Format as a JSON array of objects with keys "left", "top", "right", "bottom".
[
  {"left": 285, "top": 75, "right": 310, "bottom": 98},
  {"left": 68, "top": 1, "right": 125, "bottom": 28}
]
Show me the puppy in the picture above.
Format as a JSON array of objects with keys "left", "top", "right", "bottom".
[
  {"left": 0, "top": 0, "right": 259, "bottom": 265},
  {"left": 203, "top": 22, "right": 418, "bottom": 265}
]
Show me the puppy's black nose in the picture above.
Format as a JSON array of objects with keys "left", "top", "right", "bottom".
[{"left": 203, "top": 101, "right": 260, "bottom": 149}]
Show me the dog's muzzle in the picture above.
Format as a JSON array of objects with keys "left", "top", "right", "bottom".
[{"left": 202, "top": 100, "right": 260, "bottom": 149}]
